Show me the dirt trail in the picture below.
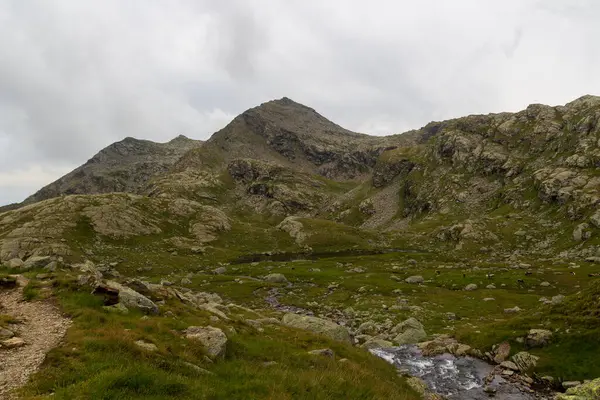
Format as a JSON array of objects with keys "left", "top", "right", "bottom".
[{"left": 0, "top": 276, "right": 71, "bottom": 399}]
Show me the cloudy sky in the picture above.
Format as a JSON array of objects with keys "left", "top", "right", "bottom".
[{"left": 0, "top": 0, "right": 599, "bottom": 205}]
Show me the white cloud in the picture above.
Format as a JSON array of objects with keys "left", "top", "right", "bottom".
[{"left": 0, "top": 0, "right": 599, "bottom": 205}]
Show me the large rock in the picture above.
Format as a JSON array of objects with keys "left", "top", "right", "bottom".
[
  {"left": 264, "top": 273, "right": 288, "bottom": 283},
  {"left": 511, "top": 351, "right": 539, "bottom": 372},
  {"left": 405, "top": 275, "right": 424, "bottom": 284},
  {"left": 392, "top": 317, "right": 427, "bottom": 345},
  {"left": 526, "top": 329, "right": 553, "bottom": 348},
  {"left": 98, "top": 281, "right": 159, "bottom": 315},
  {"left": 464, "top": 283, "right": 478, "bottom": 291},
  {"left": 22, "top": 256, "right": 52, "bottom": 270},
  {"left": 573, "top": 223, "right": 591, "bottom": 241},
  {"left": 556, "top": 378, "right": 600, "bottom": 400},
  {"left": 361, "top": 339, "right": 393, "bottom": 350},
  {"left": 6, "top": 258, "right": 23, "bottom": 269},
  {"left": 357, "top": 321, "right": 379, "bottom": 336},
  {"left": 281, "top": 313, "right": 351, "bottom": 343},
  {"left": 185, "top": 326, "right": 228, "bottom": 359},
  {"left": 493, "top": 342, "right": 511, "bottom": 364},
  {"left": 1, "top": 337, "right": 25, "bottom": 348},
  {"left": 0, "top": 328, "right": 15, "bottom": 339}
]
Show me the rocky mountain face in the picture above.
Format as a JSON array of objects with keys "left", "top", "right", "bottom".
[
  {"left": 173, "top": 97, "right": 415, "bottom": 179},
  {"left": 3, "top": 96, "right": 600, "bottom": 399},
  {"left": 2, "top": 95, "right": 600, "bottom": 262},
  {"left": 23, "top": 135, "right": 202, "bottom": 205}
]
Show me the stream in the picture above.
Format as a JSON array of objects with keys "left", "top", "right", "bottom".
[{"left": 371, "top": 346, "right": 554, "bottom": 399}]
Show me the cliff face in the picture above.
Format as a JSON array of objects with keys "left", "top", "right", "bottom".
[{"left": 23, "top": 135, "right": 203, "bottom": 204}]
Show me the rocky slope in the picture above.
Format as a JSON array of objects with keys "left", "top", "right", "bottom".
[
  {"left": 3, "top": 95, "right": 600, "bottom": 262},
  {"left": 3, "top": 95, "right": 600, "bottom": 399},
  {"left": 23, "top": 135, "right": 202, "bottom": 205}
]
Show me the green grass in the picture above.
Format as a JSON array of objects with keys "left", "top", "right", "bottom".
[{"left": 17, "top": 281, "right": 419, "bottom": 400}]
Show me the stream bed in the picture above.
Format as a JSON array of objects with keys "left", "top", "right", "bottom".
[{"left": 371, "top": 346, "right": 554, "bottom": 399}]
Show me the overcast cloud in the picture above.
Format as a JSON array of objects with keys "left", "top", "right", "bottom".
[{"left": 0, "top": 0, "right": 599, "bottom": 205}]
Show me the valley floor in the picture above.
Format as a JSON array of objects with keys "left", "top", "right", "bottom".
[{"left": 1, "top": 247, "right": 600, "bottom": 399}]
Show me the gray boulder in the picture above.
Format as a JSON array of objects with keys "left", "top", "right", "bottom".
[
  {"left": 22, "top": 256, "right": 52, "bottom": 270},
  {"left": 405, "top": 275, "right": 424, "bottom": 284},
  {"left": 212, "top": 267, "right": 227, "bottom": 275},
  {"left": 526, "top": 329, "right": 552, "bottom": 348},
  {"left": 308, "top": 348, "right": 334, "bottom": 357},
  {"left": 464, "top": 283, "right": 478, "bottom": 291},
  {"left": 185, "top": 326, "right": 228, "bottom": 359},
  {"left": 511, "top": 351, "right": 539, "bottom": 372},
  {"left": 264, "top": 273, "right": 288, "bottom": 283},
  {"left": 392, "top": 317, "right": 427, "bottom": 345},
  {"left": 361, "top": 339, "right": 393, "bottom": 350},
  {"left": 282, "top": 313, "right": 351, "bottom": 343},
  {"left": 101, "top": 281, "right": 159, "bottom": 314},
  {"left": 6, "top": 258, "right": 23, "bottom": 269}
]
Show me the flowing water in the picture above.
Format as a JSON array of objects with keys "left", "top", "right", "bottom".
[{"left": 371, "top": 346, "right": 553, "bottom": 399}]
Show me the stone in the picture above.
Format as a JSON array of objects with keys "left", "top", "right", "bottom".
[
  {"left": 573, "top": 223, "right": 591, "bottom": 241},
  {"left": 6, "top": 258, "right": 23, "bottom": 269},
  {"left": 504, "top": 306, "right": 522, "bottom": 314},
  {"left": 464, "top": 283, "right": 478, "bottom": 291},
  {"left": 511, "top": 351, "right": 539, "bottom": 372},
  {"left": 96, "top": 281, "right": 159, "bottom": 314},
  {"left": 526, "top": 329, "right": 552, "bottom": 348},
  {"left": 282, "top": 313, "right": 351, "bottom": 343},
  {"left": 181, "top": 278, "right": 192, "bottom": 285},
  {"left": 212, "top": 267, "right": 227, "bottom": 275},
  {"left": 556, "top": 378, "right": 600, "bottom": 400},
  {"left": 493, "top": 342, "right": 511, "bottom": 363},
  {"left": 0, "top": 328, "right": 15, "bottom": 339},
  {"left": 500, "top": 361, "right": 519, "bottom": 371},
  {"left": 486, "top": 284, "right": 496, "bottom": 289},
  {"left": 22, "top": 256, "right": 52, "bottom": 270},
  {"left": 562, "top": 381, "right": 582, "bottom": 390},
  {"left": 454, "top": 344, "right": 471, "bottom": 356},
  {"left": 540, "top": 281, "right": 551, "bottom": 287},
  {"left": 361, "top": 339, "right": 393, "bottom": 350},
  {"left": 357, "top": 321, "right": 378, "bottom": 336},
  {"left": 590, "top": 211, "right": 600, "bottom": 228},
  {"left": 1, "top": 337, "right": 25, "bottom": 348},
  {"left": 445, "top": 312, "right": 457, "bottom": 320},
  {"left": 308, "top": 348, "right": 334, "bottom": 357},
  {"left": 160, "top": 279, "right": 173, "bottom": 286},
  {"left": 551, "top": 294, "right": 565, "bottom": 305},
  {"left": 185, "top": 326, "right": 228, "bottom": 359},
  {"left": 135, "top": 340, "right": 158, "bottom": 352},
  {"left": 392, "top": 317, "right": 427, "bottom": 345},
  {"left": 405, "top": 275, "right": 424, "bottom": 284},
  {"left": 264, "top": 273, "right": 288, "bottom": 283}
]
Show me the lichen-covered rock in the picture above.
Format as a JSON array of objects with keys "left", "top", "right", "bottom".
[
  {"left": 264, "top": 273, "right": 288, "bottom": 283},
  {"left": 405, "top": 275, "right": 424, "bottom": 284},
  {"left": 361, "top": 339, "right": 393, "bottom": 350},
  {"left": 277, "top": 217, "right": 308, "bottom": 245},
  {"left": 282, "top": 313, "right": 351, "bottom": 343},
  {"left": 526, "top": 329, "right": 553, "bottom": 348},
  {"left": 185, "top": 326, "right": 228, "bottom": 359},
  {"left": 22, "top": 256, "right": 52, "bottom": 270},
  {"left": 556, "top": 378, "right": 600, "bottom": 400},
  {"left": 189, "top": 206, "right": 231, "bottom": 243},
  {"left": 6, "top": 258, "right": 23, "bottom": 268},
  {"left": 99, "top": 281, "right": 159, "bottom": 315},
  {"left": 392, "top": 317, "right": 427, "bottom": 345},
  {"left": 511, "top": 351, "right": 539, "bottom": 372}
]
